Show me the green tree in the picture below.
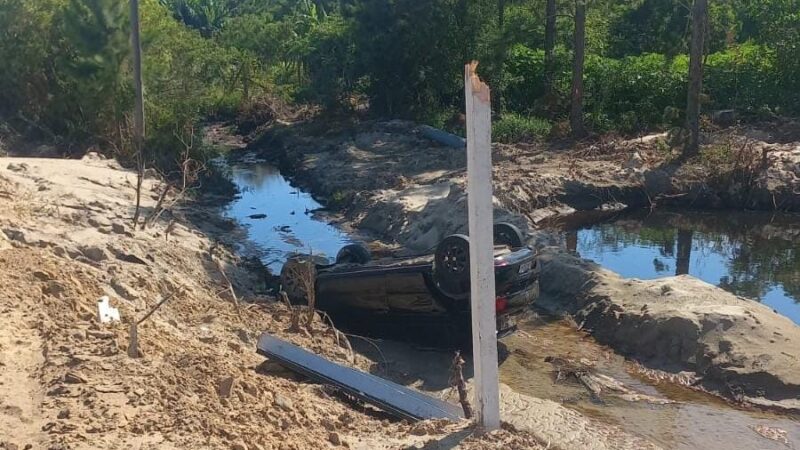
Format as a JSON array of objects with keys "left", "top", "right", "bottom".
[
  {"left": 353, "top": 0, "right": 468, "bottom": 117},
  {"left": 157, "top": 0, "right": 257, "bottom": 37},
  {"left": 685, "top": 0, "right": 707, "bottom": 157},
  {"left": 743, "top": 0, "right": 800, "bottom": 109},
  {"left": 57, "top": 0, "right": 132, "bottom": 140},
  {"left": 570, "top": 0, "right": 587, "bottom": 137},
  {"left": 0, "top": 0, "right": 61, "bottom": 125}
]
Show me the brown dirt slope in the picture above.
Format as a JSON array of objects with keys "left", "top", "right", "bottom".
[
  {"left": 255, "top": 120, "right": 800, "bottom": 251},
  {"left": 0, "top": 156, "right": 551, "bottom": 449}
]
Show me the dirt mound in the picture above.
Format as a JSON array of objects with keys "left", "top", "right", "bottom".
[
  {"left": 254, "top": 120, "right": 800, "bottom": 252},
  {"left": 536, "top": 248, "right": 800, "bottom": 411},
  {"left": 0, "top": 156, "right": 559, "bottom": 450}
]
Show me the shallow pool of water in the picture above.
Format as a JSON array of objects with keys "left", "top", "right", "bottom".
[
  {"left": 222, "top": 160, "right": 353, "bottom": 271},
  {"left": 501, "top": 316, "right": 800, "bottom": 450},
  {"left": 360, "top": 314, "right": 800, "bottom": 450},
  {"left": 567, "top": 209, "right": 800, "bottom": 324}
]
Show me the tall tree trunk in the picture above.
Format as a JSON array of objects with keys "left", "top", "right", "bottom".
[
  {"left": 570, "top": 0, "right": 587, "bottom": 138},
  {"left": 458, "top": 0, "right": 470, "bottom": 60},
  {"left": 676, "top": 230, "right": 693, "bottom": 276},
  {"left": 685, "top": 0, "right": 707, "bottom": 157},
  {"left": 130, "top": 0, "right": 146, "bottom": 227},
  {"left": 565, "top": 230, "right": 578, "bottom": 253},
  {"left": 498, "top": 0, "right": 506, "bottom": 30},
  {"left": 544, "top": 0, "right": 557, "bottom": 104},
  {"left": 494, "top": 0, "right": 508, "bottom": 114}
]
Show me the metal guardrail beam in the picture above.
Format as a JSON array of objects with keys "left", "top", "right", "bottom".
[{"left": 256, "top": 333, "right": 463, "bottom": 421}]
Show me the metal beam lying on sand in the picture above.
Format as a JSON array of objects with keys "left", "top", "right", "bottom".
[{"left": 256, "top": 333, "right": 463, "bottom": 422}]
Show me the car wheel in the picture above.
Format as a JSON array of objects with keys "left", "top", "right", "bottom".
[
  {"left": 433, "top": 234, "right": 471, "bottom": 300},
  {"left": 335, "top": 243, "right": 371, "bottom": 264},
  {"left": 493, "top": 222, "right": 525, "bottom": 248},
  {"left": 280, "top": 256, "right": 316, "bottom": 304}
]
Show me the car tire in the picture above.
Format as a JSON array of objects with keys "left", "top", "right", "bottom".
[
  {"left": 433, "top": 234, "right": 471, "bottom": 300},
  {"left": 493, "top": 222, "right": 525, "bottom": 248},
  {"left": 335, "top": 243, "right": 371, "bottom": 265},
  {"left": 280, "top": 256, "right": 316, "bottom": 304}
]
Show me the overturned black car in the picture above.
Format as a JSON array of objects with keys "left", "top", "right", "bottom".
[{"left": 280, "top": 223, "right": 539, "bottom": 346}]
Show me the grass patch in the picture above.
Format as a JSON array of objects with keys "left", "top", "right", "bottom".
[{"left": 493, "top": 114, "right": 551, "bottom": 143}]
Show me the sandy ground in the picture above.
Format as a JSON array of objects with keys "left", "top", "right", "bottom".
[
  {"left": 0, "top": 156, "right": 673, "bottom": 449},
  {"left": 0, "top": 155, "right": 387, "bottom": 450}
]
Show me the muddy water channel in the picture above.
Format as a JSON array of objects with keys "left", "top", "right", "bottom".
[
  {"left": 219, "top": 157, "right": 799, "bottom": 449},
  {"left": 221, "top": 158, "right": 353, "bottom": 271},
  {"left": 501, "top": 317, "right": 800, "bottom": 449},
  {"left": 566, "top": 209, "right": 800, "bottom": 324},
  {"left": 357, "top": 313, "right": 799, "bottom": 449}
]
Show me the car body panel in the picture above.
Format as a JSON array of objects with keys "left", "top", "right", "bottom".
[
  {"left": 290, "top": 243, "right": 539, "bottom": 346},
  {"left": 317, "top": 270, "right": 388, "bottom": 312}
]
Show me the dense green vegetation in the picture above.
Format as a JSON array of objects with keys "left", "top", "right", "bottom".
[
  {"left": 0, "top": 0, "right": 262, "bottom": 168},
  {"left": 1, "top": 0, "right": 799, "bottom": 164}
]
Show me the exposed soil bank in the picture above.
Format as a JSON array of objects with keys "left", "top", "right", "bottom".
[
  {"left": 249, "top": 119, "right": 800, "bottom": 252},
  {"left": 0, "top": 156, "right": 558, "bottom": 449},
  {"left": 537, "top": 248, "right": 800, "bottom": 412}
]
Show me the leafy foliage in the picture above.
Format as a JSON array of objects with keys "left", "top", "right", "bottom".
[
  {"left": 493, "top": 113, "right": 552, "bottom": 143},
  {"left": 352, "top": 0, "right": 468, "bottom": 117},
  {"left": 2, "top": 0, "right": 800, "bottom": 152},
  {"left": 157, "top": 0, "right": 258, "bottom": 37},
  {"left": 0, "top": 0, "right": 259, "bottom": 168}
]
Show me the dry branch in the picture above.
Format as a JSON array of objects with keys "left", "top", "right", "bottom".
[
  {"left": 214, "top": 257, "right": 242, "bottom": 317},
  {"left": 449, "top": 351, "right": 473, "bottom": 419},
  {"left": 143, "top": 127, "right": 204, "bottom": 229},
  {"left": 281, "top": 257, "right": 318, "bottom": 330},
  {"left": 127, "top": 290, "right": 179, "bottom": 358},
  {"left": 315, "top": 309, "right": 357, "bottom": 365},
  {"left": 279, "top": 291, "right": 305, "bottom": 334}
]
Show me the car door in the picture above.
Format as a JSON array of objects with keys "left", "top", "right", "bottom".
[
  {"left": 316, "top": 268, "right": 388, "bottom": 312},
  {"left": 385, "top": 269, "right": 442, "bottom": 313}
]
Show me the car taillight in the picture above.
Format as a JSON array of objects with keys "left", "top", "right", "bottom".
[{"left": 495, "top": 296, "right": 508, "bottom": 313}]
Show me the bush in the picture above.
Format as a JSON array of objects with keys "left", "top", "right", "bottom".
[
  {"left": 504, "top": 45, "right": 686, "bottom": 132},
  {"left": 504, "top": 42, "right": 794, "bottom": 134},
  {"left": 297, "top": 15, "right": 358, "bottom": 109},
  {"left": 0, "top": 0, "right": 263, "bottom": 172},
  {"left": 216, "top": 13, "right": 287, "bottom": 66},
  {"left": 0, "top": 0, "right": 130, "bottom": 142},
  {"left": 584, "top": 53, "right": 687, "bottom": 133},
  {"left": 503, "top": 45, "right": 546, "bottom": 113},
  {"left": 493, "top": 113, "right": 551, "bottom": 143},
  {"left": 139, "top": 0, "right": 257, "bottom": 166},
  {"left": 704, "top": 43, "right": 785, "bottom": 114},
  {"left": 353, "top": 0, "right": 466, "bottom": 117}
]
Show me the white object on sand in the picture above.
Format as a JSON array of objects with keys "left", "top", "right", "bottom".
[{"left": 97, "top": 296, "right": 120, "bottom": 323}]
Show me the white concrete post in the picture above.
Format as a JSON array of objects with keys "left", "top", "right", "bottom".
[{"left": 464, "top": 61, "right": 500, "bottom": 430}]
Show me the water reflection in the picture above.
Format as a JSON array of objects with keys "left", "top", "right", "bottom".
[
  {"left": 222, "top": 162, "right": 352, "bottom": 272},
  {"left": 570, "top": 209, "right": 800, "bottom": 324}
]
